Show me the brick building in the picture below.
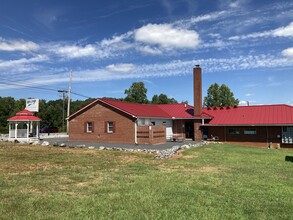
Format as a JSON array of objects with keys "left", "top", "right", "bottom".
[
  {"left": 202, "top": 105, "right": 293, "bottom": 148},
  {"left": 68, "top": 65, "right": 293, "bottom": 147}
]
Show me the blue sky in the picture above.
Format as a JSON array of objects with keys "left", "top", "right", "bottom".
[{"left": 1, "top": 0, "right": 293, "bottom": 106}]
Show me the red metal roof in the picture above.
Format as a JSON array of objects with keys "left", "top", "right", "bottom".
[
  {"left": 99, "top": 98, "right": 208, "bottom": 119},
  {"left": 7, "top": 109, "right": 41, "bottom": 122},
  {"left": 69, "top": 98, "right": 293, "bottom": 125},
  {"left": 202, "top": 105, "right": 293, "bottom": 125},
  {"left": 69, "top": 98, "right": 210, "bottom": 120}
]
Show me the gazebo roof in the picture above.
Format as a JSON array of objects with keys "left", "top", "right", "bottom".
[{"left": 7, "top": 109, "right": 41, "bottom": 122}]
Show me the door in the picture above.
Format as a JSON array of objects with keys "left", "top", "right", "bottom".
[{"left": 185, "top": 121, "right": 194, "bottom": 140}]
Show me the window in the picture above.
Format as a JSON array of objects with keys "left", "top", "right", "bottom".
[
  {"left": 105, "top": 121, "right": 115, "bottom": 133},
  {"left": 282, "top": 126, "right": 293, "bottom": 144},
  {"left": 228, "top": 128, "right": 240, "bottom": 134},
  {"left": 108, "top": 122, "right": 113, "bottom": 133},
  {"left": 86, "top": 122, "right": 93, "bottom": 133},
  {"left": 151, "top": 121, "right": 156, "bottom": 125},
  {"left": 244, "top": 128, "right": 256, "bottom": 135}
]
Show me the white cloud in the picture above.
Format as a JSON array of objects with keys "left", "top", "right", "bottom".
[
  {"left": 0, "top": 55, "right": 48, "bottom": 69},
  {"left": 100, "top": 31, "right": 133, "bottom": 48},
  {"left": 273, "top": 21, "right": 293, "bottom": 37},
  {"left": 137, "top": 45, "right": 163, "bottom": 55},
  {"left": 134, "top": 23, "right": 200, "bottom": 49},
  {"left": 52, "top": 44, "right": 97, "bottom": 59},
  {"left": 2, "top": 53, "right": 293, "bottom": 88},
  {"left": 190, "top": 11, "right": 227, "bottom": 24},
  {"left": 229, "top": 21, "right": 293, "bottom": 40},
  {"left": 229, "top": 31, "right": 272, "bottom": 40},
  {"left": 282, "top": 47, "right": 293, "bottom": 58},
  {"left": 106, "top": 63, "right": 136, "bottom": 72},
  {"left": 0, "top": 38, "right": 39, "bottom": 52},
  {"left": 245, "top": 93, "right": 253, "bottom": 97}
]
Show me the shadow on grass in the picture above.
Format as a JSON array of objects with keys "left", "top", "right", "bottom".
[{"left": 285, "top": 156, "right": 293, "bottom": 162}]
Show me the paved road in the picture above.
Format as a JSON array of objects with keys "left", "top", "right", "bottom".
[{"left": 42, "top": 137, "right": 197, "bottom": 151}]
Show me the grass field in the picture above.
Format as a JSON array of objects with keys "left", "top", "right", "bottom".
[{"left": 0, "top": 142, "right": 292, "bottom": 220}]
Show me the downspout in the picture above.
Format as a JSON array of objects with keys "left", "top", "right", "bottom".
[{"left": 134, "top": 119, "right": 138, "bottom": 144}]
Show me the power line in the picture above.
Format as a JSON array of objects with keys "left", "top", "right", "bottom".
[
  {"left": 0, "top": 77, "right": 93, "bottom": 99},
  {"left": 71, "top": 91, "right": 92, "bottom": 99},
  {"left": 0, "top": 76, "right": 60, "bottom": 90},
  {"left": 0, "top": 81, "right": 57, "bottom": 92}
]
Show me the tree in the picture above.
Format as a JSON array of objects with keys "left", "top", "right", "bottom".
[
  {"left": 151, "top": 94, "right": 178, "bottom": 104},
  {"left": 203, "top": 83, "right": 221, "bottom": 107},
  {"left": 124, "top": 82, "right": 148, "bottom": 104},
  {"left": 0, "top": 97, "right": 15, "bottom": 133},
  {"left": 203, "top": 83, "right": 239, "bottom": 107}
]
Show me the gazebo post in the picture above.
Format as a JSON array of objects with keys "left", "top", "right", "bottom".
[
  {"left": 36, "top": 122, "right": 40, "bottom": 138},
  {"left": 8, "top": 123, "right": 11, "bottom": 139},
  {"left": 26, "top": 122, "right": 29, "bottom": 142},
  {"left": 15, "top": 123, "right": 18, "bottom": 140},
  {"left": 30, "top": 121, "right": 33, "bottom": 133}
]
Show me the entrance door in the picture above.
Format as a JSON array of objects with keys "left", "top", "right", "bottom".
[{"left": 185, "top": 121, "right": 194, "bottom": 140}]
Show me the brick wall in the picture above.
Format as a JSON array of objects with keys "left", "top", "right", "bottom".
[
  {"left": 194, "top": 120, "right": 203, "bottom": 141},
  {"left": 69, "top": 101, "right": 136, "bottom": 144}
]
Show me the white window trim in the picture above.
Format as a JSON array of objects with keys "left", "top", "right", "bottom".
[
  {"left": 107, "top": 122, "right": 113, "bottom": 133},
  {"left": 87, "top": 122, "right": 93, "bottom": 133}
]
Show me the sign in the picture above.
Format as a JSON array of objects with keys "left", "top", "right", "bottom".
[{"left": 25, "top": 99, "right": 39, "bottom": 112}]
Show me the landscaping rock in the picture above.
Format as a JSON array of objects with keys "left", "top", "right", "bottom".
[
  {"left": 41, "top": 141, "right": 50, "bottom": 146},
  {"left": 59, "top": 143, "right": 66, "bottom": 147},
  {"left": 32, "top": 141, "right": 40, "bottom": 145},
  {"left": 154, "top": 141, "right": 206, "bottom": 159},
  {"left": 76, "top": 144, "right": 86, "bottom": 148}
]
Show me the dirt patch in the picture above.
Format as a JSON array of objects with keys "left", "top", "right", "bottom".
[
  {"left": 2, "top": 162, "right": 64, "bottom": 175},
  {"left": 158, "top": 164, "right": 227, "bottom": 174},
  {"left": 182, "top": 155, "right": 199, "bottom": 159},
  {"left": 116, "top": 155, "right": 143, "bottom": 163},
  {"left": 196, "top": 166, "right": 225, "bottom": 173}
]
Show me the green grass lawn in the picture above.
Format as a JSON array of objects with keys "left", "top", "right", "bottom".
[{"left": 0, "top": 142, "right": 292, "bottom": 220}]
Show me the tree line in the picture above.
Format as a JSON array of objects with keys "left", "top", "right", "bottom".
[
  {"left": 0, "top": 97, "right": 95, "bottom": 133},
  {"left": 0, "top": 82, "right": 238, "bottom": 133}
]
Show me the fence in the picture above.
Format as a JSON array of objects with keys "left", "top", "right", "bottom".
[{"left": 137, "top": 125, "right": 166, "bottom": 145}]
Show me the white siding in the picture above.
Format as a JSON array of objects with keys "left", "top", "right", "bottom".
[{"left": 137, "top": 118, "right": 173, "bottom": 140}]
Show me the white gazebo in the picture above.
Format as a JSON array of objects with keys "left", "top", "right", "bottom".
[{"left": 7, "top": 109, "right": 41, "bottom": 143}]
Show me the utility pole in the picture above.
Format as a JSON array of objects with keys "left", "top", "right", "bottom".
[
  {"left": 58, "top": 89, "right": 67, "bottom": 132},
  {"left": 67, "top": 69, "right": 72, "bottom": 133}
]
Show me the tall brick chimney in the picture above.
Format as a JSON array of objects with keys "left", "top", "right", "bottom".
[{"left": 193, "top": 65, "right": 202, "bottom": 116}]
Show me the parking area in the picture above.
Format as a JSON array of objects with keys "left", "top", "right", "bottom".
[{"left": 42, "top": 137, "right": 197, "bottom": 151}]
